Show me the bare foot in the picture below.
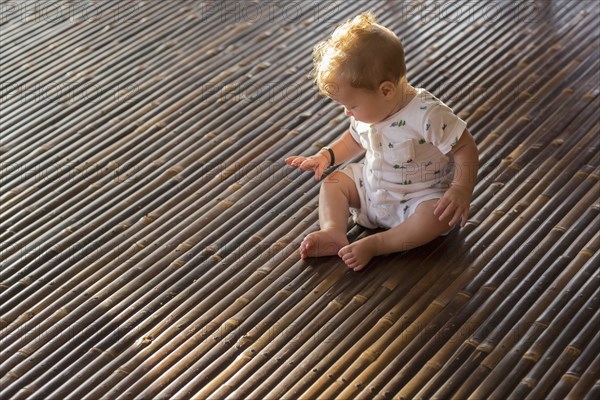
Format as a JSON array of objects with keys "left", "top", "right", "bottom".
[
  {"left": 300, "top": 229, "right": 349, "bottom": 259},
  {"left": 338, "top": 236, "right": 378, "bottom": 271}
]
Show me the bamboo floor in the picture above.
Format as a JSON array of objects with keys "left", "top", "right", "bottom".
[{"left": 1, "top": 0, "right": 599, "bottom": 399}]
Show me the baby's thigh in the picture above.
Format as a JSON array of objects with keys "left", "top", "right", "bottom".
[
  {"left": 414, "top": 198, "right": 439, "bottom": 215},
  {"left": 322, "top": 171, "right": 361, "bottom": 209}
]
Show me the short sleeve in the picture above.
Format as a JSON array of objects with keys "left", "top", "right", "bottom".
[{"left": 422, "top": 104, "right": 467, "bottom": 154}]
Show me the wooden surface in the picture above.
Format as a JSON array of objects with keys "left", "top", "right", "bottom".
[{"left": 1, "top": 0, "right": 599, "bottom": 399}]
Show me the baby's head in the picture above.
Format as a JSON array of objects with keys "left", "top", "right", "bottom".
[{"left": 313, "top": 12, "right": 406, "bottom": 97}]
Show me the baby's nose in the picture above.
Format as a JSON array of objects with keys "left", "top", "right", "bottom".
[{"left": 344, "top": 107, "right": 353, "bottom": 117}]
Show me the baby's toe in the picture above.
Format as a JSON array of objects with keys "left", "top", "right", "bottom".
[
  {"left": 338, "top": 245, "right": 351, "bottom": 258},
  {"left": 300, "top": 237, "right": 312, "bottom": 259},
  {"left": 342, "top": 253, "right": 358, "bottom": 268},
  {"left": 352, "top": 262, "right": 367, "bottom": 272}
]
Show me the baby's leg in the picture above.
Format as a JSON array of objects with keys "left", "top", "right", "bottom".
[
  {"left": 338, "top": 199, "right": 453, "bottom": 271},
  {"left": 301, "top": 171, "right": 360, "bottom": 259}
]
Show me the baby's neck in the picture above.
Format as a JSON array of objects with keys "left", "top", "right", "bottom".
[{"left": 380, "top": 83, "right": 417, "bottom": 122}]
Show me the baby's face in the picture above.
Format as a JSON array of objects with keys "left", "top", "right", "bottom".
[{"left": 327, "top": 81, "right": 392, "bottom": 125}]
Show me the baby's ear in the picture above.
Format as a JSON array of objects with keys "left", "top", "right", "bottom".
[{"left": 379, "top": 81, "right": 396, "bottom": 98}]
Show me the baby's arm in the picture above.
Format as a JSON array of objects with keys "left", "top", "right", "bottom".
[
  {"left": 285, "top": 130, "right": 365, "bottom": 180},
  {"left": 433, "top": 129, "right": 479, "bottom": 227}
]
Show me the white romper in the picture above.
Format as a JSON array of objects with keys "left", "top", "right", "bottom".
[{"left": 341, "top": 88, "right": 467, "bottom": 229}]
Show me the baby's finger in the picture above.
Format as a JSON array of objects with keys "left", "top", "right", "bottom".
[
  {"left": 299, "top": 158, "right": 318, "bottom": 171},
  {"left": 433, "top": 197, "right": 450, "bottom": 218},
  {"left": 315, "top": 165, "right": 324, "bottom": 180},
  {"left": 285, "top": 157, "right": 297, "bottom": 166},
  {"left": 287, "top": 156, "right": 307, "bottom": 167},
  {"left": 460, "top": 208, "right": 470, "bottom": 227},
  {"left": 449, "top": 207, "right": 463, "bottom": 227},
  {"left": 437, "top": 203, "right": 456, "bottom": 222}
]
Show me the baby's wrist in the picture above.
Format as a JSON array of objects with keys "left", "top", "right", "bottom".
[
  {"left": 318, "top": 147, "right": 335, "bottom": 167},
  {"left": 450, "top": 182, "right": 473, "bottom": 192}
]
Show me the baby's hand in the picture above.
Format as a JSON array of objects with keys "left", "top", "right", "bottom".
[
  {"left": 285, "top": 153, "right": 329, "bottom": 180},
  {"left": 433, "top": 185, "right": 472, "bottom": 228}
]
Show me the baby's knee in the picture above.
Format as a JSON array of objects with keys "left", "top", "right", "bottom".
[
  {"left": 322, "top": 171, "right": 357, "bottom": 193},
  {"left": 321, "top": 171, "right": 360, "bottom": 208}
]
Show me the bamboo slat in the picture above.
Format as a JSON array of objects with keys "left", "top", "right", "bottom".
[
  {"left": 563, "top": 347, "right": 600, "bottom": 400},
  {"left": 449, "top": 228, "right": 600, "bottom": 399},
  {"left": 522, "top": 313, "right": 600, "bottom": 400},
  {"left": 471, "top": 250, "right": 600, "bottom": 399},
  {"left": 421, "top": 214, "right": 600, "bottom": 399},
  {"left": 498, "top": 286, "right": 600, "bottom": 400},
  {"left": 368, "top": 206, "right": 599, "bottom": 400},
  {"left": 1, "top": 0, "right": 599, "bottom": 399}
]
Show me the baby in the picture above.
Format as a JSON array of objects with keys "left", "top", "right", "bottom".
[{"left": 286, "top": 12, "right": 479, "bottom": 271}]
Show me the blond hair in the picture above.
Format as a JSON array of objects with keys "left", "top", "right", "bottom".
[{"left": 313, "top": 12, "right": 406, "bottom": 95}]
